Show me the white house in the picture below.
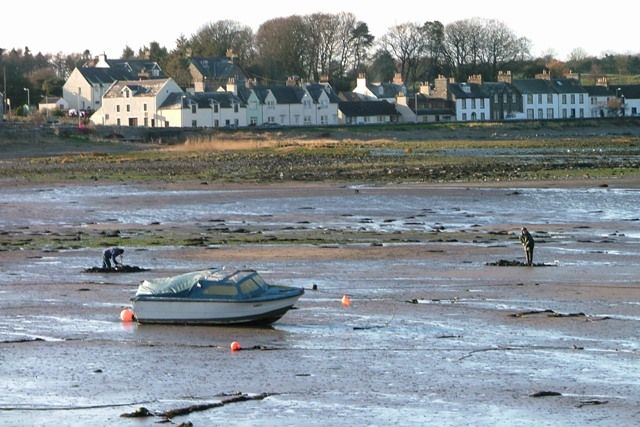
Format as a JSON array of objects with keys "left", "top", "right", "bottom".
[
  {"left": 63, "top": 54, "right": 165, "bottom": 113},
  {"left": 158, "top": 91, "right": 247, "bottom": 128},
  {"left": 448, "top": 82, "right": 491, "bottom": 122},
  {"left": 584, "top": 83, "right": 615, "bottom": 118},
  {"left": 38, "top": 97, "right": 69, "bottom": 113},
  {"left": 352, "top": 73, "right": 406, "bottom": 103},
  {"left": 305, "top": 83, "right": 340, "bottom": 126},
  {"left": 617, "top": 85, "right": 640, "bottom": 117},
  {"left": 337, "top": 100, "right": 400, "bottom": 125},
  {"left": 550, "top": 79, "right": 589, "bottom": 119},
  {"left": 90, "top": 78, "right": 183, "bottom": 127}
]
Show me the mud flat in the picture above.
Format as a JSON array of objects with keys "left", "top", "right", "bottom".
[{"left": 0, "top": 181, "right": 639, "bottom": 426}]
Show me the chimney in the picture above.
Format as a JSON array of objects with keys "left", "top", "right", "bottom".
[
  {"left": 596, "top": 76, "right": 608, "bottom": 87},
  {"left": 96, "top": 53, "right": 109, "bottom": 68},
  {"left": 286, "top": 76, "right": 300, "bottom": 87},
  {"left": 497, "top": 70, "right": 512, "bottom": 84},
  {"left": 564, "top": 69, "right": 580, "bottom": 80},
  {"left": 535, "top": 69, "right": 551, "bottom": 80},
  {"left": 226, "top": 77, "right": 237, "bottom": 95},
  {"left": 393, "top": 72, "right": 403, "bottom": 85},
  {"left": 226, "top": 48, "right": 237, "bottom": 63},
  {"left": 419, "top": 82, "right": 430, "bottom": 96},
  {"left": 467, "top": 74, "right": 482, "bottom": 85},
  {"left": 433, "top": 75, "right": 453, "bottom": 100}
]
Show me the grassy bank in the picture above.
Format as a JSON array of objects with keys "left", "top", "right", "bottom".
[{"left": 1, "top": 120, "right": 640, "bottom": 184}]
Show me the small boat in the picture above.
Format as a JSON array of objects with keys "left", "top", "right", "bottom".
[{"left": 131, "top": 269, "right": 304, "bottom": 325}]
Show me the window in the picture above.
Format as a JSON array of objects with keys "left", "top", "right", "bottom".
[
  {"left": 580, "top": 108, "right": 585, "bottom": 118},
  {"left": 192, "top": 120, "right": 197, "bottom": 127},
  {"left": 214, "top": 119, "right": 219, "bottom": 127},
  {"left": 502, "top": 94, "right": 507, "bottom": 103},
  {"left": 547, "top": 108, "right": 554, "bottom": 118},
  {"left": 562, "top": 94, "right": 567, "bottom": 104},
  {"left": 512, "top": 94, "right": 517, "bottom": 103},
  {"left": 116, "top": 118, "right": 121, "bottom": 126},
  {"left": 234, "top": 103, "right": 239, "bottom": 113},
  {"left": 213, "top": 104, "right": 219, "bottom": 113},
  {"left": 105, "top": 114, "right": 109, "bottom": 120},
  {"left": 321, "top": 115, "right": 328, "bottom": 125},
  {"left": 462, "top": 113, "right": 467, "bottom": 121},
  {"left": 116, "top": 105, "right": 120, "bottom": 113},
  {"left": 538, "top": 94, "right": 542, "bottom": 104},
  {"left": 579, "top": 94, "right": 584, "bottom": 103},
  {"left": 126, "top": 104, "right": 130, "bottom": 112},
  {"left": 143, "top": 103, "right": 147, "bottom": 112},
  {"left": 480, "top": 98, "right": 485, "bottom": 108},
  {"left": 471, "top": 112, "right": 477, "bottom": 120},
  {"left": 527, "top": 94, "right": 533, "bottom": 104},
  {"left": 537, "top": 108, "right": 543, "bottom": 119},
  {"left": 480, "top": 112, "right": 485, "bottom": 120},
  {"left": 562, "top": 109, "right": 568, "bottom": 118},
  {"left": 570, "top": 94, "right": 575, "bottom": 104},
  {"left": 547, "top": 94, "right": 553, "bottom": 103},
  {"left": 250, "top": 117, "right": 257, "bottom": 125},
  {"left": 234, "top": 119, "right": 239, "bottom": 126},
  {"left": 527, "top": 108, "right": 534, "bottom": 119},
  {"left": 471, "top": 99, "right": 476, "bottom": 109},
  {"left": 191, "top": 104, "right": 197, "bottom": 114},
  {"left": 144, "top": 118, "right": 148, "bottom": 127}
]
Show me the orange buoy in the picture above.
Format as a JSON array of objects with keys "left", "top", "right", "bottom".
[
  {"left": 341, "top": 294, "right": 351, "bottom": 307},
  {"left": 230, "top": 341, "right": 241, "bottom": 352},
  {"left": 120, "top": 308, "right": 135, "bottom": 322}
]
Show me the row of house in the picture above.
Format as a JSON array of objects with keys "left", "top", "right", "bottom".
[{"left": 53, "top": 52, "right": 639, "bottom": 129}]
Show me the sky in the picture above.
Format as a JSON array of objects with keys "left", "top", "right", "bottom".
[{"left": 3, "top": 0, "right": 638, "bottom": 61}]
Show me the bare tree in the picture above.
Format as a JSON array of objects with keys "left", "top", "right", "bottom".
[{"left": 379, "top": 22, "right": 427, "bottom": 83}]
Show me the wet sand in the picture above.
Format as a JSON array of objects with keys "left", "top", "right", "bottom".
[{"left": 1, "top": 182, "right": 639, "bottom": 426}]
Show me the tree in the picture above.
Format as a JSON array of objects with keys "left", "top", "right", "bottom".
[
  {"left": 367, "top": 49, "right": 396, "bottom": 83},
  {"left": 189, "top": 20, "right": 254, "bottom": 63},
  {"left": 121, "top": 46, "right": 135, "bottom": 59},
  {"left": 378, "top": 23, "right": 427, "bottom": 84},
  {"left": 255, "top": 16, "right": 309, "bottom": 83}
]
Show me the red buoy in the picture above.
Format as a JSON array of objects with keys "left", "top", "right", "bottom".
[
  {"left": 120, "top": 308, "right": 135, "bottom": 322},
  {"left": 230, "top": 341, "right": 241, "bottom": 352}
]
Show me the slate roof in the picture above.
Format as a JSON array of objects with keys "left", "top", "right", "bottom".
[
  {"left": 448, "top": 83, "right": 489, "bottom": 99},
  {"left": 366, "top": 82, "right": 406, "bottom": 99},
  {"left": 192, "top": 92, "right": 243, "bottom": 108},
  {"left": 511, "top": 79, "right": 555, "bottom": 94},
  {"left": 338, "top": 100, "right": 399, "bottom": 117},
  {"left": 481, "top": 82, "right": 521, "bottom": 96},
  {"left": 549, "top": 79, "right": 587, "bottom": 94},
  {"left": 339, "top": 92, "right": 367, "bottom": 102},
  {"left": 78, "top": 67, "right": 131, "bottom": 86},
  {"left": 583, "top": 86, "right": 615, "bottom": 97},
  {"left": 106, "top": 59, "right": 165, "bottom": 78},
  {"left": 103, "top": 79, "right": 170, "bottom": 98},
  {"left": 616, "top": 85, "right": 640, "bottom": 99},
  {"left": 190, "top": 57, "right": 248, "bottom": 82},
  {"left": 306, "top": 83, "right": 341, "bottom": 103}
]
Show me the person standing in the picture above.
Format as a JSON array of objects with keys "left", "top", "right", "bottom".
[
  {"left": 102, "top": 247, "right": 124, "bottom": 270},
  {"left": 519, "top": 227, "right": 535, "bottom": 266}
]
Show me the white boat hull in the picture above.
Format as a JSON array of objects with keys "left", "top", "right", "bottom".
[{"left": 132, "top": 294, "right": 302, "bottom": 325}]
